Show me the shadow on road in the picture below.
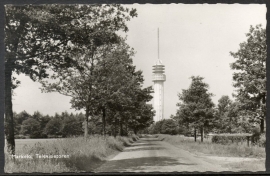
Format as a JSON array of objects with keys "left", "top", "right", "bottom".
[
  {"left": 96, "top": 156, "right": 196, "bottom": 172},
  {"left": 124, "top": 146, "right": 165, "bottom": 152},
  {"left": 129, "top": 143, "right": 157, "bottom": 147},
  {"left": 140, "top": 138, "right": 161, "bottom": 142}
]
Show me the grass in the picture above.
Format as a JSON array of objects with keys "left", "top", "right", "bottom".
[
  {"left": 5, "top": 135, "right": 139, "bottom": 173},
  {"left": 158, "top": 134, "right": 265, "bottom": 158},
  {"left": 224, "top": 159, "right": 265, "bottom": 172}
]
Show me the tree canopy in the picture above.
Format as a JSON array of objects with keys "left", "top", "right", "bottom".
[
  {"left": 175, "top": 76, "right": 215, "bottom": 142},
  {"left": 5, "top": 4, "right": 137, "bottom": 154},
  {"left": 230, "top": 24, "right": 266, "bottom": 133}
]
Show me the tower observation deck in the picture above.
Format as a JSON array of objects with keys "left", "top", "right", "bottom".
[{"left": 152, "top": 59, "right": 166, "bottom": 122}]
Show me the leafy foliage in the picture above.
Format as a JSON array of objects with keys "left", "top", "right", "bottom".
[
  {"left": 61, "top": 116, "right": 83, "bottom": 137},
  {"left": 148, "top": 119, "right": 178, "bottom": 135},
  {"left": 230, "top": 24, "right": 266, "bottom": 132},
  {"left": 161, "top": 119, "right": 178, "bottom": 135},
  {"left": 5, "top": 4, "right": 137, "bottom": 153},
  {"left": 44, "top": 118, "right": 62, "bottom": 136},
  {"left": 175, "top": 76, "right": 215, "bottom": 141},
  {"left": 211, "top": 135, "right": 249, "bottom": 145},
  {"left": 20, "top": 118, "right": 41, "bottom": 138}
]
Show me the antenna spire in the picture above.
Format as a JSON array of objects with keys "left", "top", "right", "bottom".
[{"left": 158, "top": 28, "right": 159, "bottom": 60}]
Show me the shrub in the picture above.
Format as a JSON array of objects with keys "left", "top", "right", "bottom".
[
  {"left": 161, "top": 119, "right": 178, "bottom": 135},
  {"left": 211, "top": 135, "right": 247, "bottom": 145},
  {"left": 14, "top": 135, "right": 26, "bottom": 139},
  {"left": 257, "top": 133, "right": 266, "bottom": 147},
  {"left": 20, "top": 118, "right": 42, "bottom": 138}
]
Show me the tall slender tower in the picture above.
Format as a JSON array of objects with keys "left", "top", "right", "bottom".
[{"left": 152, "top": 28, "right": 166, "bottom": 122}]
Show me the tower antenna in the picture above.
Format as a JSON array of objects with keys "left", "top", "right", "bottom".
[{"left": 158, "top": 28, "right": 159, "bottom": 60}]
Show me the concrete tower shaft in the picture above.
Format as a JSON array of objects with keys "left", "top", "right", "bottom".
[{"left": 152, "top": 60, "right": 166, "bottom": 122}]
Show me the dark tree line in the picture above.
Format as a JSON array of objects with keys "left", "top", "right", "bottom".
[
  {"left": 14, "top": 109, "right": 152, "bottom": 139},
  {"left": 13, "top": 111, "right": 84, "bottom": 138}
]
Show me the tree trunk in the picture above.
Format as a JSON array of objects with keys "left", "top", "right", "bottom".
[
  {"left": 260, "top": 118, "right": 264, "bottom": 133},
  {"left": 102, "top": 107, "right": 106, "bottom": 137},
  {"left": 261, "top": 95, "right": 266, "bottom": 133},
  {"left": 120, "top": 117, "right": 123, "bottom": 136},
  {"left": 114, "top": 117, "right": 117, "bottom": 138},
  {"left": 84, "top": 107, "right": 89, "bottom": 138},
  {"left": 200, "top": 126, "right": 204, "bottom": 142},
  {"left": 194, "top": 128, "right": 197, "bottom": 142},
  {"left": 264, "top": 117, "right": 266, "bottom": 133},
  {"left": 5, "top": 66, "right": 15, "bottom": 155},
  {"left": 126, "top": 120, "right": 128, "bottom": 136},
  {"left": 134, "top": 129, "right": 137, "bottom": 135}
]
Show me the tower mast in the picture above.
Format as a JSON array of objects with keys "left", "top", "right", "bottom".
[{"left": 158, "top": 28, "right": 159, "bottom": 60}]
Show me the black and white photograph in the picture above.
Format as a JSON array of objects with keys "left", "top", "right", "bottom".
[{"left": 4, "top": 3, "right": 267, "bottom": 173}]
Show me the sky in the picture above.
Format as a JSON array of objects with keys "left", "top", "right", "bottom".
[{"left": 13, "top": 4, "right": 266, "bottom": 118}]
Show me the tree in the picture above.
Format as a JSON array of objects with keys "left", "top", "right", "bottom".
[
  {"left": 149, "top": 120, "right": 164, "bottom": 134},
  {"left": 20, "top": 118, "right": 41, "bottom": 138},
  {"left": 41, "top": 38, "right": 139, "bottom": 137},
  {"left": 13, "top": 111, "right": 31, "bottom": 135},
  {"left": 176, "top": 76, "right": 215, "bottom": 142},
  {"left": 61, "top": 116, "right": 83, "bottom": 137},
  {"left": 217, "top": 96, "right": 232, "bottom": 117},
  {"left": 213, "top": 96, "right": 233, "bottom": 133},
  {"left": 44, "top": 118, "right": 62, "bottom": 136},
  {"left": 161, "top": 119, "right": 178, "bottom": 135},
  {"left": 39, "top": 115, "right": 51, "bottom": 132},
  {"left": 230, "top": 24, "right": 266, "bottom": 133},
  {"left": 5, "top": 4, "right": 137, "bottom": 154},
  {"left": 90, "top": 40, "right": 138, "bottom": 136}
]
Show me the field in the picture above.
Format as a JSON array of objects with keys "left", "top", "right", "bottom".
[
  {"left": 158, "top": 134, "right": 265, "bottom": 158},
  {"left": 14, "top": 138, "right": 61, "bottom": 152},
  {"left": 5, "top": 135, "right": 139, "bottom": 173}
]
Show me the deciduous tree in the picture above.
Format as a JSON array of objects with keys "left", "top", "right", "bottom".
[
  {"left": 230, "top": 24, "right": 266, "bottom": 133},
  {"left": 20, "top": 118, "right": 41, "bottom": 138},
  {"left": 176, "top": 76, "right": 215, "bottom": 142},
  {"left": 44, "top": 118, "right": 62, "bottom": 136}
]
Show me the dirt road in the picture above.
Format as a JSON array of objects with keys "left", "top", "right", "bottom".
[{"left": 95, "top": 136, "right": 230, "bottom": 172}]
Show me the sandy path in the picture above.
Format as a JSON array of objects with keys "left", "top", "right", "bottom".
[{"left": 95, "top": 136, "right": 230, "bottom": 172}]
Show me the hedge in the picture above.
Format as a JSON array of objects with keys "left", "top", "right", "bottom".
[{"left": 211, "top": 135, "right": 247, "bottom": 144}]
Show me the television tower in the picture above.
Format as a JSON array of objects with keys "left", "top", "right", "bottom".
[{"left": 152, "top": 28, "right": 166, "bottom": 122}]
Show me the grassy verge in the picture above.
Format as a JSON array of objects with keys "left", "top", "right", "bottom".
[
  {"left": 5, "top": 135, "right": 139, "bottom": 173},
  {"left": 224, "top": 159, "right": 265, "bottom": 171},
  {"left": 158, "top": 134, "right": 265, "bottom": 158}
]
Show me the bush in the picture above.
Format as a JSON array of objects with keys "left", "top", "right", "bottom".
[
  {"left": 14, "top": 135, "right": 26, "bottom": 139},
  {"left": 257, "top": 133, "right": 266, "bottom": 147},
  {"left": 211, "top": 135, "right": 247, "bottom": 145},
  {"left": 161, "top": 119, "right": 178, "bottom": 135}
]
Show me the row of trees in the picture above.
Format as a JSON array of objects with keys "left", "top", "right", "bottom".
[
  {"left": 14, "top": 111, "right": 84, "bottom": 138},
  {"left": 5, "top": 4, "right": 155, "bottom": 155},
  {"left": 14, "top": 110, "right": 148, "bottom": 139},
  {"left": 170, "top": 24, "right": 266, "bottom": 142},
  {"left": 40, "top": 39, "right": 155, "bottom": 137}
]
